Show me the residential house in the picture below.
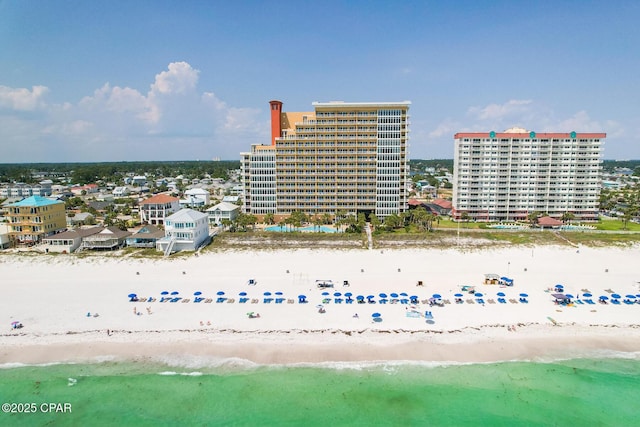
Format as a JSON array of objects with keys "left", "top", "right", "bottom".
[
  {"left": 113, "top": 187, "right": 130, "bottom": 197},
  {"left": 81, "top": 226, "right": 131, "bottom": 250},
  {"left": 6, "top": 195, "right": 66, "bottom": 246},
  {"left": 0, "top": 224, "right": 10, "bottom": 249},
  {"left": 206, "top": 202, "right": 240, "bottom": 225},
  {"left": 140, "top": 194, "right": 180, "bottom": 225},
  {"left": 425, "top": 198, "right": 453, "bottom": 216},
  {"left": 156, "top": 208, "right": 210, "bottom": 255},
  {"left": 66, "top": 212, "right": 95, "bottom": 227},
  {"left": 42, "top": 226, "right": 103, "bottom": 253},
  {"left": 126, "top": 224, "right": 166, "bottom": 248},
  {"left": 180, "top": 188, "right": 210, "bottom": 208}
]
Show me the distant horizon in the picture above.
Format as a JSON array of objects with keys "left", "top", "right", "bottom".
[{"left": 1, "top": 2, "right": 638, "bottom": 162}]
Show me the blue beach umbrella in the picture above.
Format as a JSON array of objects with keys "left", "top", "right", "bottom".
[
  {"left": 128, "top": 293, "right": 137, "bottom": 298},
  {"left": 344, "top": 292, "right": 353, "bottom": 297},
  {"left": 556, "top": 284, "right": 564, "bottom": 288},
  {"left": 367, "top": 295, "right": 375, "bottom": 300},
  {"left": 239, "top": 292, "right": 247, "bottom": 296},
  {"left": 400, "top": 293, "right": 408, "bottom": 297},
  {"left": 565, "top": 294, "right": 574, "bottom": 299},
  {"left": 583, "top": 293, "right": 592, "bottom": 298},
  {"left": 519, "top": 293, "right": 528, "bottom": 298},
  {"left": 390, "top": 293, "right": 399, "bottom": 298},
  {"left": 217, "top": 291, "right": 225, "bottom": 296},
  {"left": 298, "top": 295, "right": 307, "bottom": 299},
  {"left": 497, "top": 292, "right": 505, "bottom": 297},
  {"left": 636, "top": 294, "right": 640, "bottom": 299},
  {"left": 275, "top": 292, "right": 283, "bottom": 296},
  {"left": 379, "top": 293, "right": 388, "bottom": 298},
  {"left": 432, "top": 294, "right": 442, "bottom": 299},
  {"left": 263, "top": 292, "right": 272, "bottom": 296},
  {"left": 611, "top": 293, "right": 621, "bottom": 299},
  {"left": 171, "top": 291, "right": 179, "bottom": 295},
  {"left": 474, "top": 292, "right": 483, "bottom": 298},
  {"left": 599, "top": 295, "right": 609, "bottom": 301},
  {"left": 322, "top": 292, "right": 330, "bottom": 296},
  {"left": 194, "top": 291, "right": 202, "bottom": 296},
  {"left": 372, "top": 313, "right": 381, "bottom": 318},
  {"left": 161, "top": 291, "right": 169, "bottom": 295},
  {"left": 410, "top": 295, "right": 418, "bottom": 300},
  {"left": 334, "top": 292, "right": 342, "bottom": 297},
  {"left": 454, "top": 293, "right": 463, "bottom": 298},
  {"left": 356, "top": 295, "right": 364, "bottom": 300},
  {"left": 626, "top": 294, "right": 636, "bottom": 299}
]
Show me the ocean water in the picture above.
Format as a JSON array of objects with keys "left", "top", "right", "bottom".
[{"left": 1, "top": 356, "right": 639, "bottom": 427}]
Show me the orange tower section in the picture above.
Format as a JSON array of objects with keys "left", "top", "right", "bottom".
[{"left": 269, "top": 100, "right": 283, "bottom": 145}]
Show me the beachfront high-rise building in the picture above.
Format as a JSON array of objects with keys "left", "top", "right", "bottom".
[
  {"left": 241, "top": 100, "right": 411, "bottom": 220},
  {"left": 452, "top": 128, "right": 605, "bottom": 222}
]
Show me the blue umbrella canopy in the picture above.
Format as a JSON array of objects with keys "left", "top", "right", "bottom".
[
  {"left": 344, "top": 292, "right": 353, "bottom": 297},
  {"left": 599, "top": 295, "right": 609, "bottom": 300},
  {"left": 410, "top": 295, "right": 418, "bottom": 299},
  {"left": 194, "top": 291, "right": 202, "bottom": 296},
  {"left": 454, "top": 293, "right": 463, "bottom": 298},
  {"left": 356, "top": 295, "right": 365, "bottom": 300},
  {"left": 217, "top": 291, "right": 225, "bottom": 296},
  {"left": 400, "top": 292, "right": 408, "bottom": 297},
  {"left": 239, "top": 292, "right": 247, "bottom": 296},
  {"left": 636, "top": 294, "right": 640, "bottom": 298},
  {"left": 432, "top": 294, "right": 442, "bottom": 299},
  {"left": 390, "top": 293, "right": 399, "bottom": 298},
  {"left": 626, "top": 294, "right": 637, "bottom": 299},
  {"left": 475, "top": 292, "right": 483, "bottom": 298},
  {"left": 298, "top": 295, "right": 307, "bottom": 299},
  {"left": 128, "top": 293, "right": 137, "bottom": 298},
  {"left": 556, "top": 284, "right": 564, "bottom": 288},
  {"left": 263, "top": 292, "right": 272, "bottom": 296},
  {"left": 161, "top": 291, "right": 169, "bottom": 295},
  {"left": 367, "top": 295, "right": 375, "bottom": 299},
  {"left": 611, "top": 293, "right": 621, "bottom": 299},
  {"left": 372, "top": 313, "right": 381, "bottom": 318},
  {"left": 379, "top": 293, "right": 388, "bottom": 298},
  {"left": 275, "top": 292, "right": 283, "bottom": 296},
  {"left": 171, "top": 291, "right": 179, "bottom": 295},
  {"left": 497, "top": 292, "right": 506, "bottom": 297},
  {"left": 519, "top": 293, "right": 528, "bottom": 298},
  {"left": 564, "top": 294, "right": 574, "bottom": 299},
  {"left": 583, "top": 293, "right": 592, "bottom": 298},
  {"left": 334, "top": 292, "right": 342, "bottom": 297},
  {"left": 322, "top": 292, "right": 330, "bottom": 296}
]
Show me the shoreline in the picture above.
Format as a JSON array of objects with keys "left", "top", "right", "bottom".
[{"left": 3, "top": 324, "right": 640, "bottom": 366}]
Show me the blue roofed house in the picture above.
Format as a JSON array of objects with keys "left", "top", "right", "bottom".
[
  {"left": 156, "top": 208, "right": 210, "bottom": 255},
  {"left": 6, "top": 195, "right": 66, "bottom": 246}
]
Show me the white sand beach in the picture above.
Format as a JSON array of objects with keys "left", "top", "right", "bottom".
[{"left": 2, "top": 245, "right": 640, "bottom": 366}]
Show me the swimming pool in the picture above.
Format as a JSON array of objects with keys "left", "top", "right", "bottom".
[{"left": 264, "top": 225, "right": 340, "bottom": 233}]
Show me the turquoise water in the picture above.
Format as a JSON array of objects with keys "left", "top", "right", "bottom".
[
  {"left": 264, "top": 225, "right": 338, "bottom": 233},
  {"left": 1, "top": 357, "right": 639, "bottom": 426}
]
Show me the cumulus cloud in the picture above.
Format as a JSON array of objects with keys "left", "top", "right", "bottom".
[
  {"left": 0, "top": 62, "right": 269, "bottom": 162},
  {"left": 467, "top": 99, "right": 533, "bottom": 121},
  {"left": 0, "top": 85, "right": 49, "bottom": 111}
]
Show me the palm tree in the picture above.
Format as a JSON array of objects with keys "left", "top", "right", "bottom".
[
  {"left": 561, "top": 212, "right": 575, "bottom": 224},
  {"left": 264, "top": 213, "right": 275, "bottom": 225}
]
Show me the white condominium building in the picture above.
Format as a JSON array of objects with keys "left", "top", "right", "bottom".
[
  {"left": 241, "top": 100, "right": 410, "bottom": 220},
  {"left": 452, "top": 127, "right": 605, "bottom": 222}
]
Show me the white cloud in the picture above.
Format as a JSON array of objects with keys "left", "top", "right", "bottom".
[
  {"left": 0, "top": 85, "right": 49, "bottom": 111},
  {"left": 150, "top": 61, "right": 199, "bottom": 95},
  {"left": 0, "top": 62, "right": 270, "bottom": 161},
  {"left": 467, "top": 99, "right": 533, "bottom": 121}
]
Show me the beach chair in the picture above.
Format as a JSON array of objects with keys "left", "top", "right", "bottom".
[
  {"left": 465, "top": 299, "right": 475, "bottom": 304},
  {"left": 378, "top": 299, "right": 387, "bottom": 304},
  {"left": 519, "top": 298, "right": 529, "bottom": 304},
  {"left": 509, "top": 299, "right": 518, "bottom": 304},
  {"left": 170, "top": 297, "right": 181, "bottom": 303},
  {"left": 476, "top": 298, "right": 485, "bottom": 305},
  {"left": 276, "top": 298, "right": 285, "bottom": 304},
  {"left": 182, "top": 298, "right": 190, "bottom": 303},
  {"left": 251, "top": 299, "right": 259, "bottom": 304},
  {"left": 488, "top": 299, "right": 496, "bottom": 304},
  {"left": 204, "top": 298, "right": 212, "bottom": 303},
  {"left": 227, "top": 298, "right": 235, "bottom": 303},
  {"left": 287, "top": 299, "right": 294, "bottom": 304},
  {"left": 138, "top": 297, "right": 147, "bottom": 302},
  {"left": 148, "top": 297, "right": 156, "bottom": 302},
  {"left": 612, "top": 299, "right": 621, "bottom": 305},
  {"left": 264, "top": 298, "right": 273, "bottom": 304},
  {"left": 421, "top": 299, "right": 429, "bottom": 305},
  {"left": 335, "top": 298, "right": 343, "bottom": 304},
  {"left": 400, "top": 299, "right": 409, "bottom": 304},
  {"left": 498, "top": 298, "right": 506, "bottom": 304},
  {"left": 216, "top": 297, "right": 226, "bottom": 303},
  {"left": 239, "top": 297, "right": 249, "bottom": 303},
  {"left": 584, "top": 299, "right": 595, "bottom": 304}
]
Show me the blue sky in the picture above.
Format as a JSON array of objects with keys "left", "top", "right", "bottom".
[{"left": 1, "top": 0, "right": 638, "bottom": 162}]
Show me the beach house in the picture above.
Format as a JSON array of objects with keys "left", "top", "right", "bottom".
[
  {"left": 139, "top": 194, "right": 180, "bottom": 225},
  {"left": 6, "top": 195, "right": 66, "bottom": 246},
  {"left": 156, "top": 208, "right": 210, "bottom": 255},
  {"left": 180, "top": 188, "right": 210, "bottom": 208},
  {"left": 206, "top": 201, "right": 240, "bottom": 226},
  {"left": 42, "top": 227, "right": 103, "bottom": 253},
  {"left": 126, "top": 224, "right": 166, "bottom": 248},
  {"left": 81, "top": 226, "right": 131, "bottom": 250}
]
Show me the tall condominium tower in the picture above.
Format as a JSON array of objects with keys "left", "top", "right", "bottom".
[
  {"left": 452, "top": 128, "right": 605, "bottom": 222},
  {"left": 241, "top": 100, "right": 411, "bottom": 220}
]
